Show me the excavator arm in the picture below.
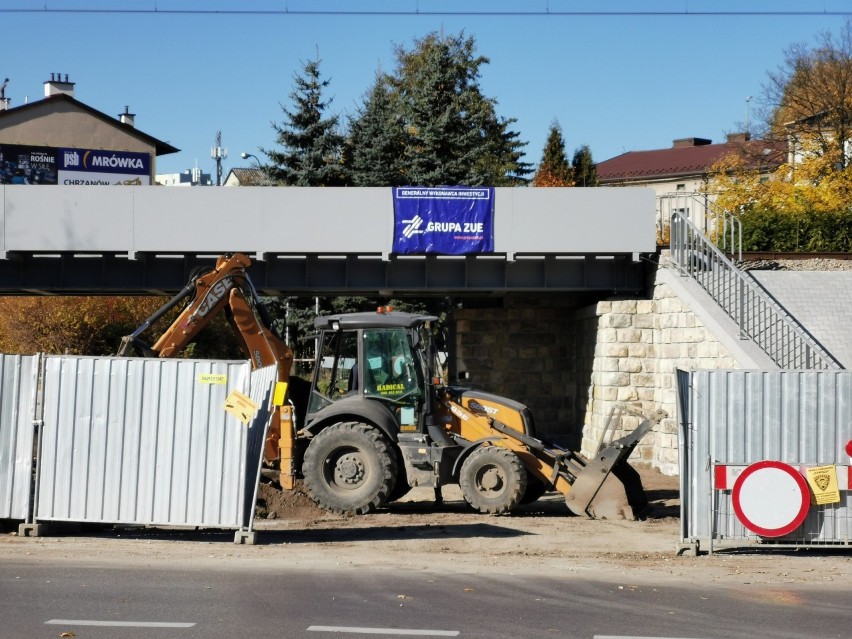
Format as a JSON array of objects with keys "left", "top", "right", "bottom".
[{"left": 117, "top": 253, "right": 296, "bottom": 484}]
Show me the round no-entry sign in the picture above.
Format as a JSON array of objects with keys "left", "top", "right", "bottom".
[{"left": 732, "top": 460, "right": 810, "bottom": 538}]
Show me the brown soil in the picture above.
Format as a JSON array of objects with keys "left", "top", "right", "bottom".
[
  {"left": 3, "top": 466, "right": 850, "bottom": 587},
  {"left": 255, "top": 464, "right": 679, "bottom": 522}
]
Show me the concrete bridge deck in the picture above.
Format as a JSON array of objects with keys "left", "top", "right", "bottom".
[{"left": 0, "top": 185, "right": 656, "bottom": 294}]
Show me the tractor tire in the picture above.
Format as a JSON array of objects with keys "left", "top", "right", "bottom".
[
  {"left": 387, "top": 449, "right": 412, "bottom": 503},
  {"left": 519, "top": 472, "right": 549, "bottom": 505},
  {"left": 302, "top": 422, "right": 398, "bottom": 515},
  {"left": 459, "top": 446, "right": 527, "bottom": 515}
]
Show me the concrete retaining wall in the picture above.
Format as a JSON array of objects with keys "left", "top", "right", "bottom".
[{"left": 578, "top": 270, "right": 742, "bottom": 475}]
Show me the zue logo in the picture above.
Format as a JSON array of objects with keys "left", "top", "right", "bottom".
[{"left": 402, "top": 215, "right": 425, "bottom": 238}]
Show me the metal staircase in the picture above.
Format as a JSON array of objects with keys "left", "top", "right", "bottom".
[{"left": 662, "top": 192, "right": 842, "bottom": 370}]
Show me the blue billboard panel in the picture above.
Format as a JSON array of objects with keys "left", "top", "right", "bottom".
[
  {"left": 392, "top": 186, "right": 494, "bottom": 255},
  {"left": 0, "top": 144, "right": 58, "bottom": 184},
  {"left": 0, "top": 145, "right": 151, "bottom": 185},
  {"left": 59, "top": 148, "right": 150, "bottom": 185}
]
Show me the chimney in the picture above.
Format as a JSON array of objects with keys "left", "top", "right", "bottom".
[
  {"left": 726, "top": 132, "right": 751, "bottom": 143},
  {"left": 119, "top": 105, "right": 136, "bottom": 128},
  {"left": 44, "top": 73, "right": 75, "bottom": 98},
  {"left": 673, "top": 137, "right": 712, "bottom": 148}
]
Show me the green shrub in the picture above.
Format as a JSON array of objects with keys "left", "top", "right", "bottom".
[{"left": 736, "top": 208, "right": 852, "bottom": 252}]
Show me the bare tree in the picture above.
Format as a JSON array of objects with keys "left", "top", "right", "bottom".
[{"left": 763, "top": 20, "right": 852, "bottom": 169}]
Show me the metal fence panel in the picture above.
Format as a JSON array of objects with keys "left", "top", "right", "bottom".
[
  {"left": 35, "top": 356, "right": 274, "bottom": 529},
  {"left": 242, "top": 364, "right": 279, "bottom": 530},
  {"left": 0, "top": 354, "right": 39, "bottom": 520},
  {"left": 679, "top": 369, "right": 852, "bottom": 552},
  {"left": 676, "top": 368, "right": 698, "bottom": 542}
]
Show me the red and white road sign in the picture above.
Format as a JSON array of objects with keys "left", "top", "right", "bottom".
[
  {"left": 716, "top": 463, "right": 851, "bottom": 490},
  {"left": 731, "top": 461, "right": 810, "bottom": 538}
]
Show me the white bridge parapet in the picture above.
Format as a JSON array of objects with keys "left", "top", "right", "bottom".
[{"left": 0, "top": 185, "right": 655, "bottom": 260}]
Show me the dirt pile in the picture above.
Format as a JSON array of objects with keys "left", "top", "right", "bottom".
[
  {"left": 256, "top": 480, "right": 325, "bottom": 520},
  {"left": 255, "top": 465, "right": 679, "bottom": 522}
]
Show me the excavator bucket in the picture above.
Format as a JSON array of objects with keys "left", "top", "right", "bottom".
[
  {"left": 563, "top": 408, "right": 666, "bottom": 520},
  {"left": 566, "top": 457, "right": 648, "bottom": 520}
]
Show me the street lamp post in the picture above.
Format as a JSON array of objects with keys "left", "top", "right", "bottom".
[
  {"left": 745, "top": 96, "right": 753, "bottom": 134},
  {"left": 240, "top": 152, "right": 260, "bottom": 165}
]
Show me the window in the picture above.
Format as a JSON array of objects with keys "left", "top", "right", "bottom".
[
  {"left": 362, "top": 328, "right": 419, "bottom": 400},
  {"left": 307, "top": 329, "right": 358, "bottom": 413}
]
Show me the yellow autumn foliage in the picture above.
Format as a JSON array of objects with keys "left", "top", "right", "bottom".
[
  {"left": 707, "top": 143, "right": 852, "bottom": 215},
  {"left": 531, "top": 166, "right": 573, "bottom": 187},
  {"left": 0, "top": 296, "right": 244, "bottom": 358},
  {"left": 0, "top": 297, "right": 166, "bottom": 355}
]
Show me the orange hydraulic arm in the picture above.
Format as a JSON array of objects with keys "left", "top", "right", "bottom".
[{"left": 117, "top": 253, "right": 297, "bottom": 485}]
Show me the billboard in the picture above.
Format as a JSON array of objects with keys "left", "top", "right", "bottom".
[
  {"left": 0, "top": 144, "right": 58, "bottom": 184},
  {"left": 0, "top": 144, "right": 151, "bottom": 185},
  {"left": 392, "top": 186, "right": 495, "bottom": 255},
  {"left": 58, "top": 148, "right": 150, "bottom": 185}
]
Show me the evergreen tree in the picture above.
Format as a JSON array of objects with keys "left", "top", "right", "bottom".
[
  {"left": 263, "top": 57, "right": 348, "bottom": 186},
  {"left": 346, "top": 72, "right": 407, "bottom": 186},
  {"left": 571, "top": 145, "right": 598, "bottom": 187},
  {"left": 532, "top": 121, "right": 572, "bottom": 186},
  {"left": 347, "top": 31, "right": 530, "bottom": 186}
]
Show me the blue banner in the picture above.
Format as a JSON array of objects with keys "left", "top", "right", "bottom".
[
  {"left": 1, "top": 145, "right": 151, "bottom": 185},
  {"left": 0, "top": 144, "right": 58, "bottom": 184},
  {"left": 393, "top": 186, "right": 495, "bottom": 255},
  {"left": 59, "top": 148, "right": 150, "bottom": 175},
  {"left": 58, "top": 147, "right": 151, "bottom": 185}
]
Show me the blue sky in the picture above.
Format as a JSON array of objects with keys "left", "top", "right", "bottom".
[{"left": 1, "top": 1, "right": 849, "bottom": 178}]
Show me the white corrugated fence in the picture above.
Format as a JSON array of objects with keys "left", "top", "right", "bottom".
[
  {"left": 0, "top": 355, "right": 277, "bottom": 536},
  {"left": 678, "top": 369, "right": 852, "bottom": 553},
  {"left": 0, "top": 354, "right": 39, "bottom": 520}
]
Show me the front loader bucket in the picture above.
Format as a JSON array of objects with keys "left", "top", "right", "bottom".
[
  {"left": 569, "top": 459, "right": 648, "bottom": 520},
  {"left": 563, "top": 412, "right": 661, "bottom": 520}
]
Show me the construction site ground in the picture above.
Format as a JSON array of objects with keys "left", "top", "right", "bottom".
[{"left": 2, "top": 466, "right": 850, "bottom": 588}]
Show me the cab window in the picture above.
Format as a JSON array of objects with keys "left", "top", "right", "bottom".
[
  {"left": 362, "top": 328, "right": 419, "bottom": 400},
  {"left": 307, "top": 329, "right": 358, "bottom": 414}
]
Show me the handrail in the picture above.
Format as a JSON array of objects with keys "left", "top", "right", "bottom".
[
  {"left": 663, "top": 193, "right": 842, "bottom": 370},
  {"left": 659, "top": 191, "right": 741, "bottom": 260}
]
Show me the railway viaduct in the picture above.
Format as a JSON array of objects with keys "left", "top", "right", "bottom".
[{"left": 3, "top": 184, "right": 840, "bottom": 475}]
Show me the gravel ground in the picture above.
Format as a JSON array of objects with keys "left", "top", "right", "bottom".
[{"left": 739, "top": 257, "right": 852, "bottom": 271}]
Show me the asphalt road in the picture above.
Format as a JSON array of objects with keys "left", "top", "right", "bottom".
[{"left": 3, "top": 560, "right": 850, "bottom": 639}]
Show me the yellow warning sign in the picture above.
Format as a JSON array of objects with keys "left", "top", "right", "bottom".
[
  {"left": 223, "top": 390, "right": 259, "bottom": 426},
  {"left": 806, "top": 465, "right": 840, "bottom": 505},
  {"left": 272, "top": 381, "right": 289, "bottom": 406},
  {"left": 199, "top": 373, "right": 227, "bottom": 385}
]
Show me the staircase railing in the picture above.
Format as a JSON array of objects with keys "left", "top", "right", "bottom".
[{"left": 662, "top": 192, "right": 842, "bottom": 370}]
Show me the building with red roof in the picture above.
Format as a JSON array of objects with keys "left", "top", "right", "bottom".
[{"left": 596, "top": 133, "right": 786, "bottom": 227}]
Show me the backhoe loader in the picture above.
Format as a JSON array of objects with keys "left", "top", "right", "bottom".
[{"left": 119, "top": 252, "right": 663, "bottom": 520}]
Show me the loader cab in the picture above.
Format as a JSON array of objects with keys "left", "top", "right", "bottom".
[{"left": 305, "top": 310, "right": 439, "bottom": 435}]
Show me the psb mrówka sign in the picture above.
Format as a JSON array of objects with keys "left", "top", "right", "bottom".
[
  {"left": 59, "top": 148, "right": 151, "bottom": 185},
  {"left": 0, "top": 144, "right": 151, "bottom": 185},
  {"left": 393, "top": 186, "right": 494, "bottom": 255}
]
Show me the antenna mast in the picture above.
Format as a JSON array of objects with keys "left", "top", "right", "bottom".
[{"left": 211, "top": 131, "right": 228, "bottom": 186}]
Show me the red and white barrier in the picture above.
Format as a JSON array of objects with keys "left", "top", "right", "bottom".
[{"left": 715, "top": 461, "right": 850, "bottom": 538}]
